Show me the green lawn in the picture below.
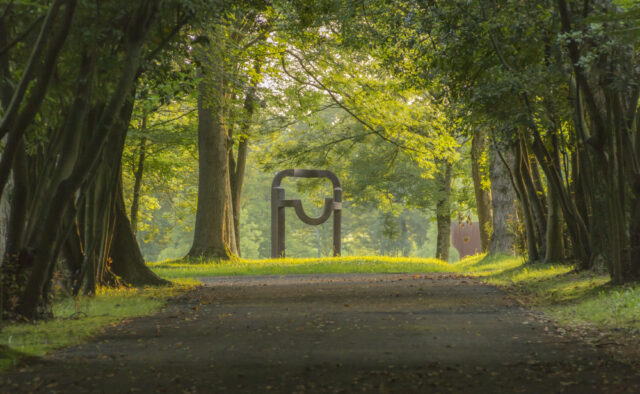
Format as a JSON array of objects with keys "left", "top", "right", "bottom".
[{"left": 148, "top": 255, "right": 455, "bottom": 278}]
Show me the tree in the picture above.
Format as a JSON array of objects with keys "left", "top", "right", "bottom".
[
  {"left": 0, "top": 0, "right": 200, "bottom": 319},
  {"left": 187, "top": 5, "right": 268, "bottom": 259}
]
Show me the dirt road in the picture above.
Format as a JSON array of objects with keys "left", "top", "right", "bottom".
[{"left": 1, "top": 273, "right": 638, "bottom": 393}]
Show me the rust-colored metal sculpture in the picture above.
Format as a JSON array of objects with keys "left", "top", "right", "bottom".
[
  {"left": 451, "top": 221, "right": 482, "bottom": 260},
  {"left": 271, "top": 169, "right": 342, "bottom": 258}
]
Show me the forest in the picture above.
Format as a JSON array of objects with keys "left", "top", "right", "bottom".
[{"left": 0, "top": 0, "right": 639, "bottom": 325}]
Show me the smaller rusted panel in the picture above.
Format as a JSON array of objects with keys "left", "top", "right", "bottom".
[{"left": 451, "top": 222, "right": 482, "bottom": 260}]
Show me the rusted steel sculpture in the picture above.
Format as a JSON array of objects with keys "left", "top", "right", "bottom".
[
  {"left": 271, "top": 169, "right": 342, "bottom": 258},
  {"left": 451, "top": 221, "right": 482, "bottom": 260}
]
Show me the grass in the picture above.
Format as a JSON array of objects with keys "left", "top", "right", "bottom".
[
  {"left": 0, "top": 279, "right": 198, "bottom": 370},
  {"left": 148, "top": 255, "right": 455, "bottom": 278},
  {"left": 458, "top": 254, "right": 639, "bottom": 332}
]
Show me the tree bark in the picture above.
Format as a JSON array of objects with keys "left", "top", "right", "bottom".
[
  {"left": 435, "top": 162, "right": 452, "bottom": 261},
  {"left": 230, "top": 137, "right": 248, "bottom": 256},
  {"left": 544, "top": 137, "right": 565, "bottom": 263},
  {"left": 513, "top": 142, "right": 540, "bottom": 261},
  {"left": 544, "top": 184, "right": 565, "bottom": 262},
  {"left": 488, "top": 146, "right": 517, "bottom": 255},
  {"left": 229, "top": 64, "right": 259, "bottom": 256},
  {"left": 110, "top": 174, "right": 168, "bottom": 286},
  {"left": 187, "top": 76, "right": 237, "bottom": 259},
  {"left": 0, "top": 0, "right": 76, "bottom": 201},
  {"left": 471, "top": 130, "right": 492, "bottom": 252},
  {"left": 130, "top": 136, "right": 147, "bottom": 235}
]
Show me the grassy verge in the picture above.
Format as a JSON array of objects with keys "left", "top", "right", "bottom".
[
  {"left": 470, "top": 254, "right": 639, "bottom": 332},
  {"left": 0, "top": 279, "right": 198, "bottom": 370}
]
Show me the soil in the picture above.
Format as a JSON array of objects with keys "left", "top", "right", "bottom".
[{"left": 1, "top": 273, "right": 639, "bottom": 393}]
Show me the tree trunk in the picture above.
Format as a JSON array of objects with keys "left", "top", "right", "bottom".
[
  {"left": 471, "top": 130, "right": 492, "bottom": 252},
  {"left": 5, "top": 139, "right": 28, "bottom": 258},
  {"left": 513, "top": 142, "right": 539, "bottom": 261},
  {"left": 130, "top": 136, "right": 147, "bottom": 235},
  {"left": 519, "top": 140, "right": 547, "bottom": 258},
  {"left": 435, "top": 162, "right": 452, "bottom": 261},
  {"left": 627, "top": 175, "right": 640, "bottom": 281},
  {"left": 488, "top": 146, "right": 517, "bottom": 255},
  {"left": 544, "top": 139, "right": 565, "bottom": 263},
  {"left": 110, "top": 174, "right": 168, "bottom": 286},
  {"left": 400, "top": 215, "right": 410, "bottom": 257},
  {"left": 229, "top": 66, "right": 258, "bottom": 256},
  {"left": 230, "top": 138, "right": 248, "bottom": 256},
  {"left": 188, "top": 77, "right": 237, "bottom": 259}
]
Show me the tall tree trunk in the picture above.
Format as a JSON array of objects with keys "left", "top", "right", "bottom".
[
  {"left": 130, "top": 135, "right": 147, "bottom": 235},
  {"left": 400, "top": 215, "right": 409, "bottom": 257},
  {"left": 5, "top": 139, "right": 28, "bottom": 258},
  {"left": 498, "top": 141, "right": 539, "bottom": 261},
  {"left": 230, "top": 138, "right": 248, "bottom": 256},
  {"left": 471, "top": 130, "right": 492, "bottom": 252},
  {"left": 229, "top": 64, "right": 259, "bottom": 256},
  {"left": 544, "top": 137, "right": 565, "bottom": 263},
  {"left": 435, "top": 162, "right": 452, "bottom": 261},
  {"left": 488, "top": 146, "right": 517, "bottom": 255},
  {"left": 628, "top": 175, "right": 640, "bottom": 281},
  {"left": 188, "top": 76, "right": 237, "bottom": 259},
  {"left": 544, "top": 185, "right": 565, "bottom": 262},
  {"left": 519, "top": 139, "right": 547, "bottom": 258}
]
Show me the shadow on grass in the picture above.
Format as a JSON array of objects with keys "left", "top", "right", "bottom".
[
  {"left": 472, "top": 254, "right": 611, "bottom": 307},
  {"left": 0, "top": 344, "right": 37, "bottom": 371}
]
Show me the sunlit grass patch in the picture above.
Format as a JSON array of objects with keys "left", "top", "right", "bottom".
[
  {"left": 552, "top": 284, "right": 640, "bottom": 330},
  {"left": 460, "top": 254, "right": 635, "bottom": 331},
  {"left": 0, "top": 280, "right": 196, "bottom": 370},
  {"left": 149, "top": 255, "right": 456, "bottom": 278}
]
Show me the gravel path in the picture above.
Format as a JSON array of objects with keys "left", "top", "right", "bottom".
[{"left": 1, "top": 273, "right": 638, "bottom": 393}]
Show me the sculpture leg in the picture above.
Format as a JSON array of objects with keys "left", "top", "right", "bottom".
[
  {"left": 333, "top": 188, "right": 342, "bottom": 256},
  {"left": 333, "top": 209, "right": 341, "bottom": 256},
  {"left": 271, "top": 187, "right": 286, "bottom": 258}
]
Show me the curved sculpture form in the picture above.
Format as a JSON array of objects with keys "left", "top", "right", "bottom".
[{"left": 271, "top": 169, "right": 342, "bottom": 258}]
